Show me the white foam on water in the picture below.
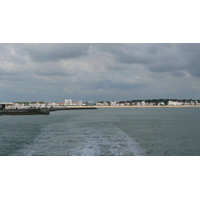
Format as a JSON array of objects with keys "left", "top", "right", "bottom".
[
  {"left": 11, "top": 120, "right": 145, "bottom": 156},
  {"left": 70, "top": 123, "right": 146, "bottom": 156},
  {"left": 11, "top": 122, "right": 63, "bottom": 156}
]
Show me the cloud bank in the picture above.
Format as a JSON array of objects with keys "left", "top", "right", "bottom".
[{"left": 0, "top": 43, "right": 200, "bottom": 102}]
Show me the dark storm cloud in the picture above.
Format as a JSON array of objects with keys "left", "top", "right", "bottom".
[
  {"left": 96, "top": 43, "right": 200, "bottom": 77},
  {"left": 177, "top": 44, "right": 200, "bottom": 77},
  {"left": 22, "top": 43, "right": 90, "bottom": 62},
  {"left": 170, "top": 70, "right": 185, "bottom": 77},
  {"left": 96, "top": 43, "right": 169, "bottom": 65},
  {"left": 187, "top": 68, "right": 200, "bottom": 77}
]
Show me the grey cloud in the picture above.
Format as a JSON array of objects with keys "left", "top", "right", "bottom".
[
  {"left": 32, "top": 63, "right": 77, "bottom": 77},
  {"left": 81, "top": 79, "right": 148, "bottom": 91},
  {"left": 187, "top": 68, "right": 200, "bottom": 77},
  {"left": 1, "top": 43, "right": 200, "bottom": 102},
  {"left": 0, "top": 44, "right": 27, "bottom": 65},
  {"left": 170, "top": 70, "right": 185, "bottom": 77},
  {"left": 96, "top": 43, "right": 170, "bottom": 65},
  {"left": 22, "top": 43, "right": 90, "bottom": 62},
  {"left": 98, "top": 43, "right": 200, "bottom": 78}
]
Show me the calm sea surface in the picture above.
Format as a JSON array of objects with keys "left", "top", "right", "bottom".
[{"left": 0, "top": 107, "right": 200, "bottom": 156}]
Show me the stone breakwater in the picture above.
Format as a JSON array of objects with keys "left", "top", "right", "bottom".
[
  {"left": 49, "top": 106, "right": 98, "bottom": 111},
  {"left": 0, "top": 107, "right": 98, "bottom": 115},
  {"left": 0, "top": 108, "right": 50, "bottom": 115}
]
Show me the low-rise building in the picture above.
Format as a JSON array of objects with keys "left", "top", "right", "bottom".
[
  {"left": 157, "top": 102, "right": 165, "bottom": 106},
  {"left": 111, "top": 101, "right": 117, "bottom": 106},
  {"left": 190, "top": 101, "right": 195, "bottom": 105},
  {"left": 87, "top": 101, "right": 95, "bottom": 106},
  {"left": 78, "top": 101, "right": 83, "bottom": 106},
  {"left": 65, "top": 99, "right": 72, "bottom": 106},
  {"left": 168, "top": 101, "right": 182, "bottom": 106},
  {"left": 0, "top": 102, "right": 13, "bottom": 109}
]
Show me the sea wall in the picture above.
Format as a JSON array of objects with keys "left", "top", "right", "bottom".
[
  {"left": 0, "top": 108, "right": 50, "bottom": 115},
  {"left": 49, "top": 106, "right": 98, "bottom": 111}
]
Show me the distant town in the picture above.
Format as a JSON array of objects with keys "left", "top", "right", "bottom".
[{"left": 1, "top": 98, "right": 200, "bottom": 109}]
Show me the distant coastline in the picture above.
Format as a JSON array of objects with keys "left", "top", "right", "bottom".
[{"left": 96, "top": 105, "right": 200, "bottom": 108}]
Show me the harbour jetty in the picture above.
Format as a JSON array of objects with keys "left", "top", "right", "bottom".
[
  {"left": 0, "top": 108, "right": 50, "bottom": 115},
  {"left": 0, "top": 106, "right": 97, "bottom": 115},
  {"left": 49, "top": 106, "right": 98, "bottom": 111}
]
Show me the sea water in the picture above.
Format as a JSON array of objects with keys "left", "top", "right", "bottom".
[{"left": 0, "top": 107, "right": 200, "bottom": 156}]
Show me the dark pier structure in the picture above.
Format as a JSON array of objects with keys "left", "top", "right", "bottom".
[
  {"left": 49, "top": 106, "right": 98, "bottom": 111},
  {"left": 0, "top": 103, "right": 97, "bottom": 115},
  {"left": 0, "top": 106, "right": 50, "bottom": 115},
  {"left": 0, "top": 109, "right": 50, "bottom": 115}
]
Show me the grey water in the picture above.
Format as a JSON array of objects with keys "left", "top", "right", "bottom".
[{"left": 0, "top": 107, "right": 200, "bottom": 156}]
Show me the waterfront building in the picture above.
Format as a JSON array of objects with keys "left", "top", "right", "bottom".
[
  {"left": 96, "top": 102, "right": 109, "bottom": 106},
  {"left": 157, "top": 102, "right": 165, "bottom": 106},
  {"left": 72, "top": 102, "right": 83, "bottom": 106},
  {"left": 87, "top": 101, "right": 95, "bottom": 106},
  {"left": 0, "top": 103, "right": 6, "bottom": 110},
  {"left": 111, "top": 101, "right": 117, "bottom": 106},
  {"left": 168, "top": 101, "right": 182, "bottom": 106},
  {"left": 78, "top": 101, "right": 83, "bottom": 106},
  {"left": 0, "top": 102, "right": 13, "bottom": 109},
  {"left": 58, "top": 103, "right": 65, "bottom": 106},
  {"left": 190, "top": 101, "right": 195, "bottom": 105},
  {"left": 103, "top": 102, "right": 109, "bottom": 106},
  {"left": 72, "top": 102, "right": 78, "bottom": 106},
  {"left": 65, "top": 99, "right": 72, "bottom": 106}
]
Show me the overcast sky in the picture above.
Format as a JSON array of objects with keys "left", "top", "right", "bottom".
[{"left": 1, "top": 43, "right": 200, "bottom": 102}]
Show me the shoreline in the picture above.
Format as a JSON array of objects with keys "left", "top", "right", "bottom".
[
  {"left": 96, "top": 105, "right": 200, "bottom": 108},
  {"left": 50, "top": 105, "right": 200, "bottom": 109}
]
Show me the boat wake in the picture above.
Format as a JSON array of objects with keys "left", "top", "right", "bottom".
[
  {"left": 11, "top": 121, "right": 145, "bottom": 156},
  {"left": 69, "top": 123, "right": 146, "bottom": 156}
]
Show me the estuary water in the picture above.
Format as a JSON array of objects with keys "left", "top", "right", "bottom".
[{"left": 0, "top": 107, "right": 200, "bottom": 156}]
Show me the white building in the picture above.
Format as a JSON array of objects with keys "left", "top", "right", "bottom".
[
  {"left": 168, "top": 101, "right": 182, "bottom": 106},
  {"left": 78, "top": 101, "right": 83, "bottom": 106},
  {"left": 87, "top": 101, "right": 95, "bottom": 106},
  {"left": 65, "top": 99, "right": 72, "bottom": 106},
  {"left": 190, "top": 101, "right": 195, "bottom": 105},
  {"left": 157, "top": 102, "right": 165, "bottom": 106},
  {"left": 110, "top": 101, "right": 117, "bottom": 106}
]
